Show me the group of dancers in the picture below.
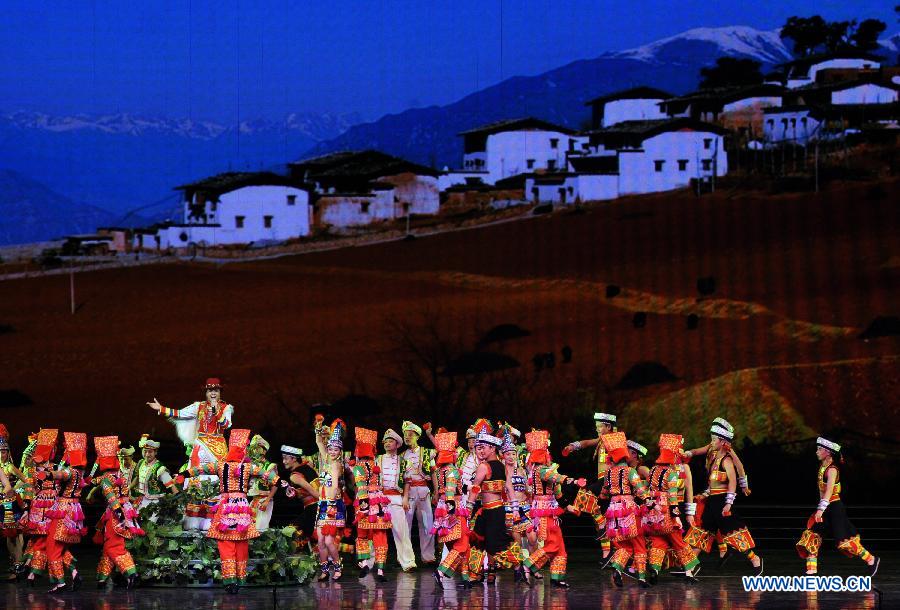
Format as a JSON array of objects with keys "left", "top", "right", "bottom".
[{"left": 0, "top": 377, "right": 881, "bottom": 595}]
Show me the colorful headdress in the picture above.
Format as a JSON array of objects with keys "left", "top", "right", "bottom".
[
  {"left": 32, "top": 428, "right": 59, "bottom": 464},
  {"left": 204, "top": 377, "right": 223, "bottom": 389},
  {"left": 327, "top": 419, "right": 346, "bottom": 449},
  {"left": 382, "top": 429, "right": 403, "bottom": 445},
  {"left": 226, "top": 428, "right": 251, "bottom": 462},
  {"left": 117, "top": 445, "right": 135, "bottom": 458},
  {"left": 601, "top": 432, "right": 629, "bottom": 463},
  {"left": 0, "top": 424, "right": 9, "bottom": 452},
  {"left": 280, "top": 445, "right": 303, "bottom": 457},
  {"left": 475, "top": 432, "right": 502, "bottom": 448},
  {"left": 471, "top": 418, "right": 493, "bottom": 435},
  {"left": 354, "top": 427, "right": 377, "bottom": 459},
  {"left": 434, "top": 431, "right": 458, "bottom": 465},
  {"left": 94, "top": 436, "right": 120, "bottom": 472},
  {"left": 62, "top": 432, "right": 88, "bottom": 467},
  {"left": 593, "top": 412, "right": 617, "bottom": 425},
  {"left": 626, "top": 440, "right": 648, "bottom": 458},
  {"left": 465, "top": 426, "right": 476, "bottom": 439},
  {"left": 401, "top": 421, "right": 422, "bottom": 436},
  {"left": 710, "top": 422, "right": 734, "bottom": 441},
  {"left": 138, "top": 434, "right": 160, "bottom": 450},
  {"left": 525, "top": 430, "right": 550, "bottom": 465},
  {"left": 817, "top": 437, "right": 841, "bottom": 453},
  {"left": 500, "top": 426, "right": 517, "bottom": 454},
  {"left": 249, "top": 434, "right": 270, "bottom": 452},
  {"left": 657, "top": 433, "right": 684, "bottom": 464},
  {"left": 712, "top": 417, "right": 734, "bottom": 433}
]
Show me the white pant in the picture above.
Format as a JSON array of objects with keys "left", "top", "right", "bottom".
[
  {"left": 405, "top": 485, "right": 435, "bottom": 562},
  {"left": 386, "top": 498, "right": 417, "bottom": 570}
]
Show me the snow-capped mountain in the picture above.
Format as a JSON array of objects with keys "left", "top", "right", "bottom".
[
  {"left": 611, "top": 26, "right": 793, "bottom": 64},
  {"left": 2, "top": 111, "right": 358, "bottom": 141},
  {"left": 310, "top": 25, "right": 801, "bottom": 168}
]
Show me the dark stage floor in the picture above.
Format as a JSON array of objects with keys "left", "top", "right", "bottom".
[{"left": 1, "top": 550, "right": 894, "bottom": 609}]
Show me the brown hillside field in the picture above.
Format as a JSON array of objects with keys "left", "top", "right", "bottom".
[{"left": 1, "top": 178, "right": 898, "bottom": 446}]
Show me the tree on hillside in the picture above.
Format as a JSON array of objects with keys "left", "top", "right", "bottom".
[
  {"left": 699, "top": 57, "right": 763, "bottom": 89},
  {"left": 781, "top": 15, "right": 887, "bottom": 56},
  {"left": 851, "top": 18, "right": 887, "bottom": 52},
  {"left": 781, "top": 15, "right": 829, "bottom": 57}
]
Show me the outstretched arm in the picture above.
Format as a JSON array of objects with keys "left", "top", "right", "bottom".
[{"left": 563, "top": 437, "right": 600, "bottom": 456}]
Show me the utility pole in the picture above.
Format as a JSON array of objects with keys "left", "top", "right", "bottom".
[{"left": 69, "top": 267, "right": 75, "bottom": 315}]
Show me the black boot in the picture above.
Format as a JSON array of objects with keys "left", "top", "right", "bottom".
[
  {"left": 71, "top": 570, "right": 83, "bottom": 591},
  {"left": 358, "top": 565, "right": 370, "bottom": 578},
  {"left": 612, "top": 571, "right": 623, "bottom": 588},
  {"left": 647, "top": 570, "right": 658, "bottom": 585},
  {"left": 639, "top": 578, "right": 651, "bottom": 588},
  {"left": 375, "top": 570, "right": 387, "bottom": 583},
  {"left": 432, "top": 569, "right": 444, "bottom": 589}
]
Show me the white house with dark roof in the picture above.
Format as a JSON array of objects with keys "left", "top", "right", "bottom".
[
  {"left": 585, "top": 86, "right": 672, "bottom": 129},
  {"left": 440, "top": 117, "right": 584, "bottom": 189},
  {"left": 775, "top": 52, "right": 883, "bottom": 89},
  {"left": 762, "top": 106, "right": 822, "bottom": 144},
  {"left": 134, "top": 172, "right": 313, "bottom": 250},
  {"left": 289, "top": 150, "right": 440, "bottom": 229}
]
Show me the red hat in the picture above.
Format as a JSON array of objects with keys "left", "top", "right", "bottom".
[
  {"left": 204, "top": 377, "right": 223, "bottom": 389},
  {"left": 601, "top": 432, "right": 629, "bottom": 464},
  {"left": 62, "top": 432, "right": 88, "bottom": 467},
  {"left": 354, "top": 427, "right": 377, "bottom": 459},
  {"left": 657, "top": 433, "right": 684, "bottom": 465},
  {"left": 526, "top": 430, "right": 550, "bottom": 465},
  {"left": 225, "top": 428, "right": 251, "bottom": 462},
  {"left": 94, "top": 436, "right": 120, "bottom": 472},
  {"left": 32, "top": 429, "right": 59, "bottom": 464},
  {"left": 434, "top": 431, "right": 458, "bottom": 465}
]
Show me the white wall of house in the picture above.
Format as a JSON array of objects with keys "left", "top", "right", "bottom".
[
  {"left": 787, "top": 58, "right": 881, "bottom": 89},
  {"left": 617, "top": 131, "right": 726, "bottom": 195},
  {"left": 603, "top": 99, "right": 668, "bottom": 127},
  {"left": 378, "top": 173, "right": 440, "bottom": 216},
  {"left": 485, "top": 131, "right": 581, "bottom": 183},
  {"left": 525, "top": 173, "right": 619, "bottom": 205},
  {"left": 317, "top": 190, "right": 394, "bottom": 229},
  {"left": 722, "top": 96, "right": 782, "bottom": 113},
  {"left": 575, "top": 174, "right": 619, "bottom": 201},
  {"left": 184, "top": 185, "right": 311, "bottom": 245},
  {"left": 764, "top": 110, "right": 821, "bottom": 144},
  {"left": 831, "top": 84, "right": 898, "bottom": 105}
]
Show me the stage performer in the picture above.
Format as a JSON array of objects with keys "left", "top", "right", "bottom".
[
  {"left": 500, "top": 426, "right": 533, "bottom": 584},
  {"left": 93, "top": 436, "right": 145, "bottom": 590},
  {"left": 796, "top": 437, "right": 879, "bottom": 576},
  {"left": 401, "top": 421, "right": 436, "bottom": 565},
  {"left": 643, "top": 433, "right": 699, "bottom": 584},
  {"left": 247, "top": 434, "right": 278, "bottom": 532},
  {"left": 599, "top": 431, "right": 650, "bottom": 588},
  {"left": 521, "top": 429, "right": 586, "bottom": 588},
  {"left": 22, "top": 429, "right": 60, "bottom": 587},
  {"left": 280, "top": 445, "right": 320, "bottom": 551},
  {"left": 133, "top": 434, "right": 176, "bottom": 521},
  {"left": 352, "top": 427, "right": 392, "bottom": 582},
  {"left": 0, "top": 425, "right": 26, "bottom": 580},
  {"left": 376, "top": 428, "right": 416, "bottom": 571},
  {"left": 684, "top": 421, "right": 763, "bottom": 575},
  {"left": 563, "top": 412, "right": 617, "bottom": 563},
  {"left": 175, "top": 428, "right": 278, "bottom": 594},
  {"left": 432, "top": 431, "right": 473, "bottom": 589},
  {"left": 147, "top": 377, "right": 234, "bottom": 530},
  {"left": 314, "top": 418, "right": 348, "bottom": 581},
  {"left": 465, "top": 426, "right": 523, "bottom": 585}
]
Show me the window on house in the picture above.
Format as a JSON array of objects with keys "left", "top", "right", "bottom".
[
  {"left": 547, "top": 159, "right": 557, "bottom": 170},
  {"left": 235, "top": 216, "right": 245, "bottom": 229},
  {"left": 568, "top": 139, "right": 576, "bottom": 152},
  {"left": 801, "top": 117, "right": 808, "bottom": 126},
  {"left": 703, "top": 138, "right": 713, "bottom": 150},
  {"left": 527, "top": 159, "right": 535, "bottom": 169},
  {"left": 264, "top": 215, "right": 273, "bottom": 228},
  {"left": 767, "top": 119, "right": 774, "bottom": 127},
  {"left": 361, "top": 202, "right": 370, "bottom": 214},
  {"left": 790, "top": 118, "right": 796, "bottom": 127},
  {"left": 567, "top": 186, "right": 574, "bottom": 195},
  {"left": 701, "top": 159, "right": 712, "bottom": 171},
  {"left": 287, "top": 195, "right": 297, "bottom": 206},
  {"left": 654, "top": 160, "right": 665, "bottom": 172},
  {"left": 550, "top": 138, "right": 559, "bottom": 149},
  {"left": 678, "top": 159, "right": 689, "bottom": 171}
]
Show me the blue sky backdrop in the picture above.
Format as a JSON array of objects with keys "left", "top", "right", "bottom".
[{"left": 1, "top": 1, "right": 895, "bottom": 123}]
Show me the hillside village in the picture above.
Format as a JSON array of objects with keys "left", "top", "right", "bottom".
[{"left": 61, "top": 49, "right": 899, "bottom": 257}]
